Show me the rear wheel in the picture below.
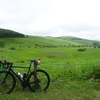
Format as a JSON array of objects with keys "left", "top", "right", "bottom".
[
  {"left": 0, "top": 71, "right": 16, "bottom": 94},
  {"left": 28, "top": 70, "right": 50, "bottom": 92}
]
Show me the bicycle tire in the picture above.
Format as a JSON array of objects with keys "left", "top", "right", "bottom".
[
  {"left": 0, "top": 71, "right": 16, "bottom": 94},
  {"left": 28, "top": 70, "right": 50, "bottom": 92}
]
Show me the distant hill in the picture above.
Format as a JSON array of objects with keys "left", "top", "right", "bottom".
[
  {"left": 0, "top": 35, "right": 100, "bottom": 48},
  {"left": 0, "top": 28, "right": 25, "bottom": 38},
  {"left": 0, "top": 28, "right": 100, "bottom": 48},
  {"left": 57, "top": 36, "right": 100, "bottom": 45}
]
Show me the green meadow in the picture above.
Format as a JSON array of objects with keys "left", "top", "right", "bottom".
[{"left": 1, "top": 36, "right": 100, "bottom": 100}]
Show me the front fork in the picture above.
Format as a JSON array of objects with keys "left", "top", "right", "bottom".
[{"left": 1, "top": 71, "right": 9, "bottom": 84}]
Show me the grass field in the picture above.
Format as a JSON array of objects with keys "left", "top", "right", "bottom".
[{"left": 0, "top": 36, "right": 100, "bottom": 100}]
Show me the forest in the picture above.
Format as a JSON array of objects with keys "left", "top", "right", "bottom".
[{"left": 0, "top": 28, "right": 24, "bottom": 38}]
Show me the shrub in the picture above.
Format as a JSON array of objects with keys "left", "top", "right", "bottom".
[
  {"left": 0, "top": 40, "right": 5, "bottom": 48},
  {"left": 10, "top": 47, "right": 16, "bottom": 50}
]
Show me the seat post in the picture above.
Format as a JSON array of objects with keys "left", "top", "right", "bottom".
[{"left": 34, "top": 60, "right": 37, "bottom": 72}]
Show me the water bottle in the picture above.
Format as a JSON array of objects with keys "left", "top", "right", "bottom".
[{"left": 17, "top": 72, "right": 23, "bottom": 78}]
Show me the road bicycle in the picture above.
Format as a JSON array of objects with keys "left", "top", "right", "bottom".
[{"left": 0, "top": 58, "right": 50, "bottom": 94}]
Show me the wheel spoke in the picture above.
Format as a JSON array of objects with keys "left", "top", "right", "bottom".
[
  {"left": 28, "top": 70, "right": 50, "bottom": 92},
  {"left": 0, "top": 71, "right": 16, "bottom": 94}
]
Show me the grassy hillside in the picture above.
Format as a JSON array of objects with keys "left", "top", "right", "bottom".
[
  {"left": 1, "top": 36, "right": 100, "bottom": 100},
  {"left": 0, "top": 36, "right": 99, "bottom": 63},
  {"left": 0, "top": 36, "right": 100, "bottom": 63},
  {"left": 0, "top": 36, "right": 96, "bottom": 48}
]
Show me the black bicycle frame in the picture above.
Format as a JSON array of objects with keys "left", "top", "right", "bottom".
[
  {"left": 1, "top": 60, "right": 39, "bottom": 88},
  {"left": 11, "top": 60, "right": 38, "bottom": 82}
]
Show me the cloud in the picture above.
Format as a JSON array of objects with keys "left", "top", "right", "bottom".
[{"left": 0, "top": 0, "right": 100, "bottom": 40}]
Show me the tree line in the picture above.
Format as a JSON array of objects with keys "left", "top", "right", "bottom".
[
  {"left": 0, "top": 28, "right": 24, "bottom": 38},
  {"left": 93, "top": 42, "right": 100, "bottom": 48}
]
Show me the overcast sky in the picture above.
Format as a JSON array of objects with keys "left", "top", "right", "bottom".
[{"left": 0, "top": 0, "right": 100, "bottom": 40}]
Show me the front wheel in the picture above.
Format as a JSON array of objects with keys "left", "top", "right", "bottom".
[
  {"left": 0, "top": 71, "right": 16, "bottom": 94},
  {"left": 28, "top": 70, "right": 50, "bottom": 92}
]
